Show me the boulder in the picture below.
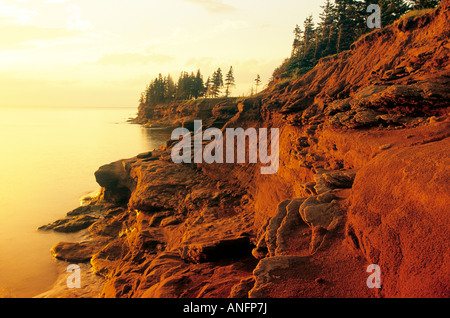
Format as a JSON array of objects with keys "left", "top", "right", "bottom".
[
  {"left": 265, "top": 200, "right": 291, "bottom": 257},
  {"left": 95, "top": 160, "right": 134, "bottom": 204},
  {"left": 91, "top": 239, "right": 126, "bottom": 278},
  {"left": 299, "top": 193, "right": 342, "bottom": 230},
  {"left": 136, "top": 151, "right": 153, "bottom": 160},
  {"left": 275, "top": 198, "right": 306, "bottom": 256},
  {"left": 347, "top": 137, "right": 450, "bottom": 297},
  {"left": 249, "top": 256, "right": 312, "bottom": 298},
  {"left": 51, "top": 242, "right": 102, "bottom": 263},
  {"left": 229, "top": 277, "right": 255, "bottom": 298}
]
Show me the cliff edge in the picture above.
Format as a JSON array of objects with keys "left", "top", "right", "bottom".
[{"left": 40, "top": 1, "right": 449, "bottom": 298}]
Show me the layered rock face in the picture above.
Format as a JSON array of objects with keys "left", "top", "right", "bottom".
[
  {"left": 347, "top": 137, "right": 450, "bottom": 297},
  {"left": 133, "top": 98, "right": 241, "bottom": 129},
  {"left": 42, "top": 2, "right": 449, "bottom": 298}
]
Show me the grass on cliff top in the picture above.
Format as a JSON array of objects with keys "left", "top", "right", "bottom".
[
  {"left": 272, "top": 5, "right": 437, "bottom": 86},
  {"left": 399, "top": 8, "right": 435, "bottom": 20},
  {"left": 178, "top": 96, "right": 243, "bottom": 108}
]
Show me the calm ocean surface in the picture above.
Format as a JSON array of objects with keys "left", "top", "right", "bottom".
[{"left": 0, "top": 107, "right": 170, "bottom": 297}]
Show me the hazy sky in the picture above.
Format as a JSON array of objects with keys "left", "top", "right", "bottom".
[{"left": 0, "top": 0, "right": 323, "bottom": 108}]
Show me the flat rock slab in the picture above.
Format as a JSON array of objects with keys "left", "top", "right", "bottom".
[
  {"left": 51, "top": 241, "right": 103, "bottom": 263},
  {"left": 249, "top": 256, "right": 314, "bottom": 298},
  {"left": 248, "top": 246, "right": 373, "bottom": 298},
  {"left": 39, "top": 215, "right": 99, "bottom": 233}
]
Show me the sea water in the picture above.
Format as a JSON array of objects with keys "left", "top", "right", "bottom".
[{"left": 0, "top": 107, "right": 170, "bottom": 297}]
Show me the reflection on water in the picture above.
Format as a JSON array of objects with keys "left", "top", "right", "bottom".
[
  {"left": 0, "top": 107, "right": 170, "bottom": 298},
  {"left": 141, "top": 127, "right": 173, "bottom": 150}
]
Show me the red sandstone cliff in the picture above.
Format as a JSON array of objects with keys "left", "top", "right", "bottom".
[{"left": 41, "top": 1, "right": 449, "bottom": 298}]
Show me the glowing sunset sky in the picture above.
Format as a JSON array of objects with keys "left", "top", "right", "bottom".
[{"left": 0, "top": 0, "right": 323, "bottom": 108}]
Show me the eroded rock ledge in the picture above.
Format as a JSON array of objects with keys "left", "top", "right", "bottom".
[
  {"left": 40, "top": 112, "right": 449, "bottom": 298},
  {"left": 39, "top": 1, "right": 450, "bottom": 298}
]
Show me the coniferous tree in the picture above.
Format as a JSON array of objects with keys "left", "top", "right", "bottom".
[
  {"left": 176, "top": 72, "right": 185, "bottom": 100},
  {"left": 192, "top": 69, "right": 205, "bottom": 99},
  {"left": 165, "top": 74, "right": 176, "bottom": 101},
  {"left": 291, "top": 24, "right": 303, "bottom": 57},
  {"left": 139, "top": 91, "right": 146, "bottom": 105},
  {"left": 334, "top": 0, "right": 359, "bottom": 53},
  {"left": 146, "top": 73, "right": 164, "bottom": 104},
  {"left": 225, "top": 66, "right": 236, "bottom": 97},
  {"left": 204, "top": 77, "right": 211, "bottom": 98},
  {"left": 410, "top": 0, "right": 440, "bottom": 9},
  {"left": 189, "top": 72, "right": 196, "bottom": 99},
  {"left": 302, "top": 15, "right": 316, "bottom": 59},
  {"left": 318, "top": 0, "right": 337, "bottom": 56},
  {"left": 141, "top": 69, "right": 205, "bottom": 105},
  {"left": 211, "top": 68, "right": 223, "bottom": 98},
  {"left": 272, "top": 0, "right": 429, "bottom": 81},
  {"left": 254, "top": 74, "right": 262, "bottom": 93}
]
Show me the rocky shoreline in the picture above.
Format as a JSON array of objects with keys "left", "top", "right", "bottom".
[
  {"left": 38, "top": 1, "right": 449, "bottom": 298},
  {"left": 37, "top": 116, "right": 450, "bottom": 298}
]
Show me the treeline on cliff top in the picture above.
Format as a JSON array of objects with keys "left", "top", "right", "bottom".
[
  {"left": 139, "top": 0, "right": 441, "bottom": 108},
  {"left": 273, "top": 0, "right": 441, "bottom": 79},
  {"left": 139, "top": 67, "right": 241, "bottom": 106},
  {"left": 138, "top": 67, "right": 263, "bottom": 107}
]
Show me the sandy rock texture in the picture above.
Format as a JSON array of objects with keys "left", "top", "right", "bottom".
[{"left": 39, "top": 2, "right": 449, "bottom": 298}]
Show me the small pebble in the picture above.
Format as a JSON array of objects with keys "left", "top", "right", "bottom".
[
  {"left": 315, "top": 278, "right": 325, "bottom": 284},
  {"left": 379, "top": 144, "right": 393, "bottom": 150}
]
